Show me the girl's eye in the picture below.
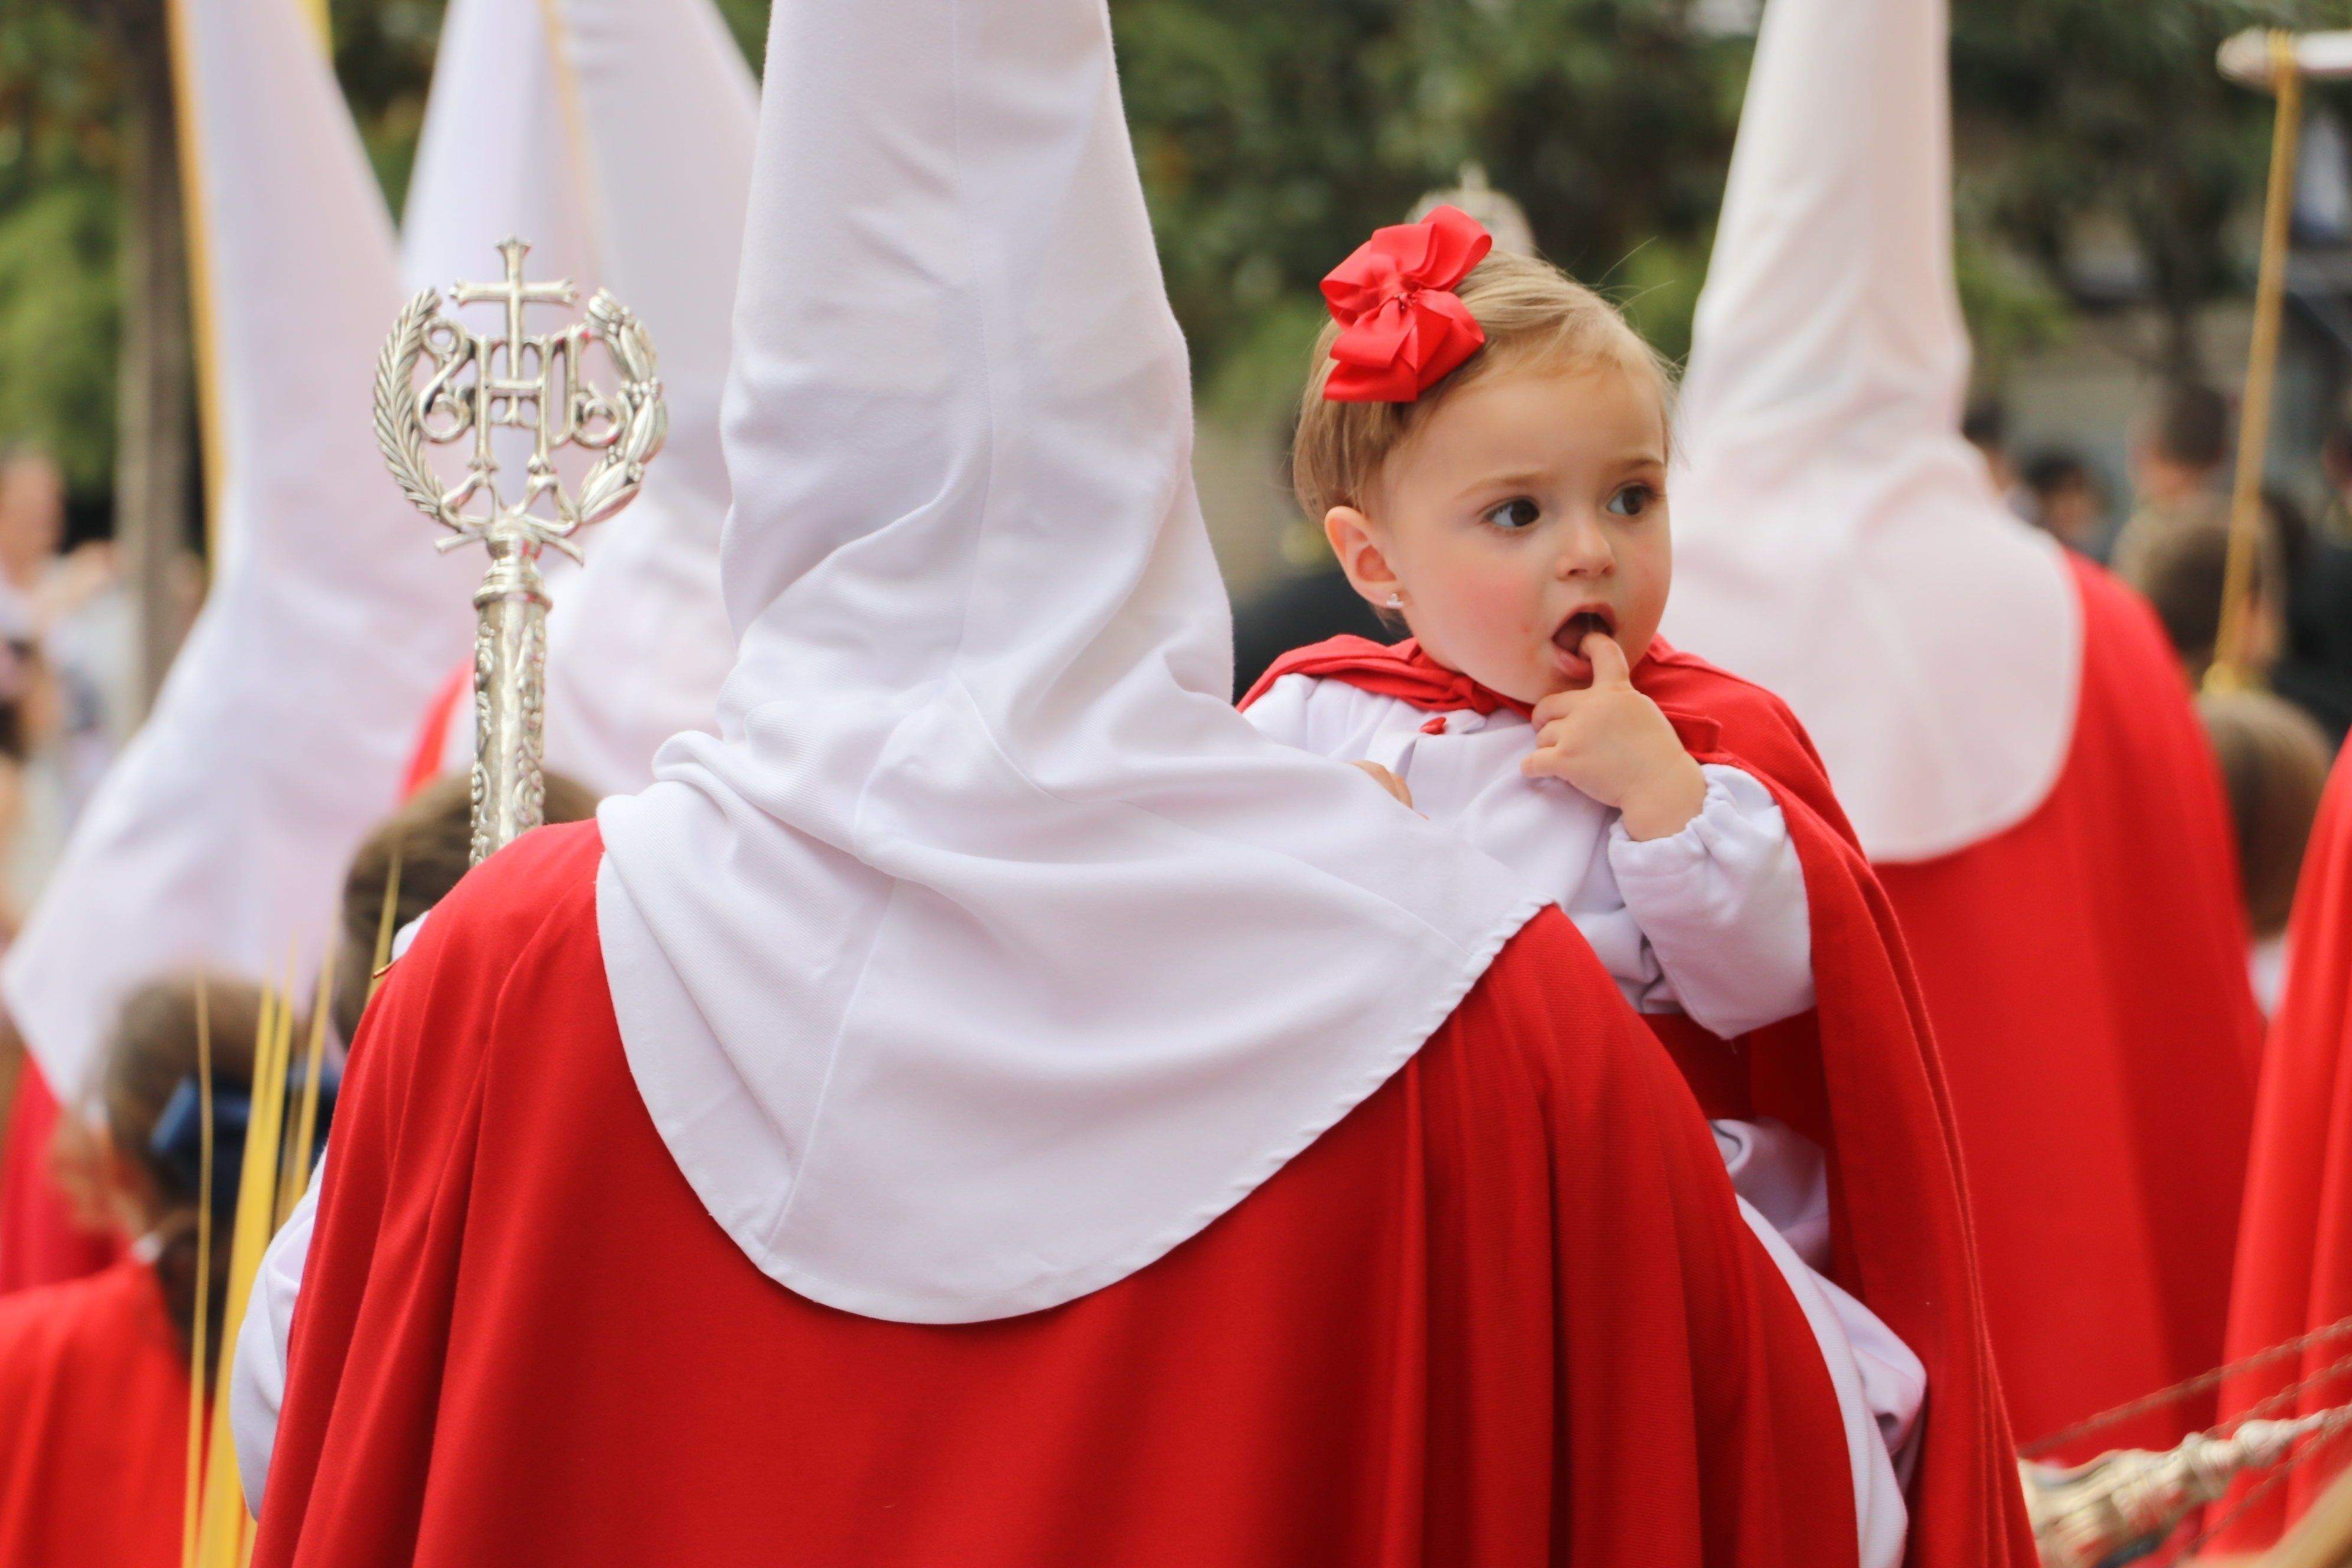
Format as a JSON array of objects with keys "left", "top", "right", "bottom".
[
  {"left": 1482, "top": 497, "right": 1543, "bottom": 531},
  {"left": 1606, "top": 484, "right": 1657, "bottom": 518}
]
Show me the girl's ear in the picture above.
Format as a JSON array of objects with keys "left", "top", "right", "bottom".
[{"left": 1324, "top": 506, "right": 1403, "bottom": 611}]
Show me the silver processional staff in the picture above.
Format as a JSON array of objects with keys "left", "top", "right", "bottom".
[{"left": 373, "top": 237, "right": 666, "bottom": 862}]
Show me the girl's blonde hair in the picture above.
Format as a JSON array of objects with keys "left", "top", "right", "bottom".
[{"left": 1292, "top": 249, "right": 1673, "bottom": 522}]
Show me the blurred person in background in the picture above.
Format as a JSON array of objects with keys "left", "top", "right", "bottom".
[
  {"left": 2111, "top": 382, "right": 2232, "bottom": 586},
  {"left": 1962, "top": 398, "right": 2029, "bottom": 517},
  {"left": 0, "top": 974, "right": 298, "bottom": 1567},
  {"left": 324, "top": 772, "right": 600, "bottom": 1048},
  {"left": 0, "top": 450, "right": 63, "bottom": 648},
  {"left": 2201, "top": 690, "right": 2335, "bottom": 1016},
  {"left": 2129, "top": 515, "right": 2281, "bottom": 689},
  {"left": 2020, "top": 449, "right": 2113, "bottom": 560},
  {"left": 2271, "top": 439, "right": 2352, "bottom": 744},
  {"left": 0, "top": 633, "right": 59, "bottom": 945},
  {"left": 2124, "top": 482, "right": 2352, "bottom": 748},
  {"left": 0, "top": 443, "right": 138, "bottom": 906}
]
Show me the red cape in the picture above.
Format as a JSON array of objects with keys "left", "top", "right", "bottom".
[
  {"left": 253, "top": 822, "right": 2033, "bottom": 1567},
  {"left": 1246, "top": 634, "right": 2029, "bottom": 1562},
  {"left": 1873, "top": 557, "right": 2260, "bottom": 1457},
  {"left": 0, "top": 1060, "right": 123, "bottom": 1295},
  {"left": 0, "top": 1256, "right": 188, "bottom": 1567},
  {"left": 2209, "top": 740, "right": 2352, "bottom": 1549}
]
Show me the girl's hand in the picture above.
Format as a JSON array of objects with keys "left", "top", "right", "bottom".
[
  {"left": 1349, "top": 759, "right": 1414, "bottom": 809},
  {"left": 1521, "top": 633, "right": 1705, "bottom": 840}
]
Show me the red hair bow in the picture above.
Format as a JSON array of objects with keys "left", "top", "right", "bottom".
[{"left": 1319, "top": 204, "right": 1494, "bottom": 403}]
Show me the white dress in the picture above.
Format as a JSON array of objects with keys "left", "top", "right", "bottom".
[{"left": 1246, "top": 671, "right": 1925, "bottom": 1568}]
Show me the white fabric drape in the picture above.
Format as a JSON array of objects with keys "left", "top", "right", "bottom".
[
  {"left": 594, "top": 0, "right": 1546, "bottom": 1324},
  {"left": 0, "top": 0, "right": 476, "bottom": 1095},
  {"left": 1662, "top": 0, "right": 2080, "bottom": 864},
  {"left": 400, "top": 0, "right": 599, "bottom": 310},
  {"left": 404, "top": 0, "right": 750, "bottom": 796},
  {"left": 533, "top": 0, "right": 752, "bottom": 792}
]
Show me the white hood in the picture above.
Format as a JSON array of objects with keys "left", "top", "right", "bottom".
[
  {"left": 1662, "top": 0, "right": 2079, "bottom": 864},
  {"left": 404, "top": 0, "right": 752, "bottom": 798},
  {"left": 594, "top": 0, "right": 1545, "bottom": 1323}
]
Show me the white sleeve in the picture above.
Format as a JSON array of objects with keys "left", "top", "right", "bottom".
[
  {"left": 1608, "top": 763, "right": 1814, "bottom": 1037},
  {"left": 229, "top": 1147, "right": 322, "bottom": 1512},
  {"left": 1239, "top": 674, "right": 1322, "bottom": 752}
]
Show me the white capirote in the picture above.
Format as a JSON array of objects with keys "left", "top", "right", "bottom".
[
  {"left": 593, "top": 0, "right": 1549, "bottom": 1325},
  {"left": 413, "top": 0, "right": 753, "bottom": 795},
  {"left": 1662, "top": 0, "right": 2080, "bottom": 865},
  {"left": 0, "top": 0, "right": 476, "bottom": 1099}
]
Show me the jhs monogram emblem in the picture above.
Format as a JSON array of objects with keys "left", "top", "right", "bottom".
[
  {"left": 374, "top": 236, "right": 666, "bottom": 560},
  {"left": 372, "top": 237, "right": 667, "bottom": 864}
]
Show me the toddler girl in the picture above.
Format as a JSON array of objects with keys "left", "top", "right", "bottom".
[{"left": 1243, "top": 205, "right": 1923, "bottom": 1568}]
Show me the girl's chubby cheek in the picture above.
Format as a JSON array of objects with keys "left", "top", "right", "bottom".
[{"left": 1449, "top": 571, "right": 1538, "bottom": 623}]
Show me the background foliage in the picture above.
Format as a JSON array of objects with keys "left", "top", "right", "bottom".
[{"left": 5, "top": 0, "right": 2351, "bottom": 510}]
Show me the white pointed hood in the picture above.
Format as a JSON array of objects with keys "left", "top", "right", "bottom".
[
  {"left": 594, "top": 0, "right": 1546, "bottom": 1324},
  {"left": 534, "top": 0, "right": 752, "bottom": 792},
  {"left": 400, "top": 0, "right": 597, "bottom": 301},
  {"left": 404, "top": 0, "right": 750, "bottom": 796},
  {"left": 1661, "top": 0, "right": 2079, "bottom": 864},
  {"left": 0, "top": 0, "right": 476, "bottom": 1093}
]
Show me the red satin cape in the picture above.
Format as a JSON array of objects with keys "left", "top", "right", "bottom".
[
  {"left": 1873, "top": 557, "right": 2260, "bottom": 1458},
  {"left": 260, "top": 822, "right": 1887, "bottom": 1567},
  {"left": 0, "top": 1060, "right": 123, "bottom": 1295},
  {"left": 2209, "top": 741, "right": 2352, "bottom": 1549},
  {"left": 0, "top": 1256, "right": 188, "bottom": 1567},
  {"left": 1245, "top": 633, "right": 2034, "bottom": 1567}
]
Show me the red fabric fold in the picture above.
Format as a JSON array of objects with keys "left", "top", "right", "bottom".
[
  {"left": 1875, "top": 557, "right": 2259, "bottom": 1459},
  {"left": 2209, "top": 740, "right": 2352, "bottom": 1549},
  {"left": 0, "top": 1257, "right": 188, "bottom": 1567},
  {"left": 1245, "top": 633, "right": 2036, "bottom": 1568},
  {"left": 0, "top": 1059, "right": 123, "bottom": 1296},
  {"left": 257, "top": 822, "right": 1880, "bottom": 1567}
]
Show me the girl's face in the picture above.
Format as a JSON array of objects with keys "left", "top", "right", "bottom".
[{"left": 1326, "top": 359, "right": 1672, "bottom": 706}]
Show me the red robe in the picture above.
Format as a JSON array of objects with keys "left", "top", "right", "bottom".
[
  {"left": 2207, "top": 740, "right": 2352, "bottom": 1549},
  {"left": 252, "top": 821, "right": 2032, "bottom": 1568},
  {"left": 0, "top": 1256, "right": 189, "bottom": 1567},
  {"left": 0, "top": 1061, "right": 124, "bottom": 1296},
  {"left": 1244, "top": 633, "right": 2030, "bottom": 1565},
  {"left": 1873, "top": 557, "right": 2260, "bottom": 1456}
]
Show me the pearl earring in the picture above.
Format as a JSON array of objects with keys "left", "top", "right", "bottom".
[{"left": 1384, "top": 593, "right": 1404, "bottom": 609}]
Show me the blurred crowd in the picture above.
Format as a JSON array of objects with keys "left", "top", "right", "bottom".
[
  {"left": 1966, "top": 388, "right": 2352, "bottom": 1007},
  {"left": 1969, "top": 386, "right": 2352, "bottom": 744},
  {"left": 0, "top": 446, "right": 144, "bottom": 936}
]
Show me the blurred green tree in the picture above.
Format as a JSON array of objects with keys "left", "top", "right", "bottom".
[
  {"left": 1115, "top": 0, "right": 1745, "bottom": 423},
  {"left": 1950, "top": 0, "right": 2352, "bottom": 383},
  {"left": 0, "top": 9, "right": 122, "bottom": 497},
  {"left": 9, "top": 0, "right": 2352, "bottom": 508}
]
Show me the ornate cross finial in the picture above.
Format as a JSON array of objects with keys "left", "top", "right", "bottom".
[
  {"left": 377, "top": 236, "right": 665, "bottom": 561},
  {"left": 373, "top": 239, "right": 667, "bottom": 861}
]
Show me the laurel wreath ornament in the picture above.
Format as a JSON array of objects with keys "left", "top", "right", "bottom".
[
  {"left": 370, "top": 285, "right": 667, "bottom": 560},
  {"left": 373, "top": 288, "right": 453, "bottom": 528},
  {"left": 572, "top": 292, "right": 668, "bottom": 528}
]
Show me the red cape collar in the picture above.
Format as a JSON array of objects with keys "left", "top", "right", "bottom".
[{"left": 1240, "top": 635, "right": 1723, "bottom": 753}]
